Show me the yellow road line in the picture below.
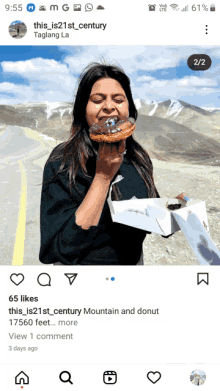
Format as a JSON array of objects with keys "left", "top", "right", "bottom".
[{"left": 12, "top": 160, "right": 27, "bottom": 265}]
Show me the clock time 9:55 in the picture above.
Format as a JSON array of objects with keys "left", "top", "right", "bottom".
[{"left": 5, "top": 4, "right": 23, "bottom": 11}]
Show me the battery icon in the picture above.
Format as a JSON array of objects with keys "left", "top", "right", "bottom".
[{"left": 210, "top": 4, "right": 215, "bottom": 11}]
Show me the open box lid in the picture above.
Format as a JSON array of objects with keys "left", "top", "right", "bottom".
[
  {"left": 107, "top": 175, "right": 173, "bottom": 235},
  {"left": 172, "top": 210, "right": 220, "bottom": 265},
  {"left": 107, "top": 175, "right": 205, "bottom": 236}
]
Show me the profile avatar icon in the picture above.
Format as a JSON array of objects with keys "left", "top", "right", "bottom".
[
  {"left": 190, "top": 369, "right": 206, "bottom": 386},
  {"left": 9, "top": 21, "right": 27, "bottom": 39}
]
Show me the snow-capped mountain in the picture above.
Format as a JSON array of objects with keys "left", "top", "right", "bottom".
[
  {"left": 134, "top": 99, "right": 159, "bottom": 115},
  {"left": 15, "top": 101, "right": 73, "bottom": 120},
  {"left": 0, "top": 100, "right": 220, "bottom": 166},
  {"left": 136, "top": 99, "right": 220, "bottom": 140},
  {"left": 134, "top": 99, "right": 148, "bottom": 110},
  {"left": 0, "top": 102, "right": 73, "bottom": 140},
  {"left": 162, "top": 99, "right": 183, "bottom": 119},
  {"left": 137, "top": 99, "right": 212, "bottom": 119},
  {"left": 201, "top": 107, "right": 220, "bottom": 112}
]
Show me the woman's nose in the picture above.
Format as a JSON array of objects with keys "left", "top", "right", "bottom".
[{"left": 103, "top": 98, "right": 116, "bottom": 111}]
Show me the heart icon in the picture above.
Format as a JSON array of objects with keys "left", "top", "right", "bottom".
[
  {"left": 147, "top": 371, "right": 161, "bottom": 384},
  {"left": 10, "top": 274, "right": 24, "bottom": 286}
]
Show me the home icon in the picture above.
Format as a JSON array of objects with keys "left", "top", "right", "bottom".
[{"left": 15, "top": 371, "right": 29, "bottom": 385}]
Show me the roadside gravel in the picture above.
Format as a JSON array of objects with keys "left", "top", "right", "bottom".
[{"left": 143, "top": 160, "right": 220, "bottom": 265}]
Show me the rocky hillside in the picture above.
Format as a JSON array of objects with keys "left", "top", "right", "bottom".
[{"left": 0, "top": 100, "right": 220, "bottom": 166}]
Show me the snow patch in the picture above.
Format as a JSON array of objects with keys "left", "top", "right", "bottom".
[
  {"left": 164, "top": 99, "right": 183, "bottom": 119},
  {"left": 38, "top": 133, "right": 55, "bottom": 141},
  {"left": 44, "top": 102, "right": 72, "bottom": 120},
  {"left": 60, "top": 107, "right": 72, "bottom": 119},
  {"left": 134, "top": 99, "right": 160, "bottom": 115},
  {"left": 45, "top": 102, "right": 65, "bottom": 120},
  {"left": 134, "top": 99, "right": 146, "bottom": 110},
  {"left": 201, "top": 107, "right": 220, "bottom": 112},
  {"left": 148, "top": 101, "right": 159, "bottom": 116}
]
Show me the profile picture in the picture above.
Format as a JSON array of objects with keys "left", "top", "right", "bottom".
[
  {"left": 9, "top": 21, "right": 27, "bottom": 39},
  {"left": 190, "top": 369, "right": 206, "bottom": 386}
]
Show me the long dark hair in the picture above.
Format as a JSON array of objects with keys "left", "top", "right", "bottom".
[{"left": 47, "top": 61, "right": 158, "bottom": 200}]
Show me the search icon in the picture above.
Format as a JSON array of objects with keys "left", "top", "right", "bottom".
[{"left": 59, "top": 371, "right": 73, "bottom": 385}]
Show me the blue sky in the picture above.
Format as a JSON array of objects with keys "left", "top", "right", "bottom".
[{"left": 0, "top": 46, "right": 219, "bottom": 108}]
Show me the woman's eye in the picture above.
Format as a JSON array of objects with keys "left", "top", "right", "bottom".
[{"left": 92, "top": 99, "right": 124, "bottom": 104}]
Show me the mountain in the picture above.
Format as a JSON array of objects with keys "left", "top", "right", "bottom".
[
  {"left": 0, "top": 100, "right": 220, "bottom": 166},
  {"left": 134, "top": 99, "right": 149, "bottom": 110},
  {"left": 134, "top": 114, "right": 220, "bottom": 166},
  {"left": 0, "top": 102, "right": 73, "bottom": 140},
  {"left": 137, "top": 99, "right": 220, "bottom": 141},
  {"left": 134, "top": 99, "right": 160, "bottom": 116}
]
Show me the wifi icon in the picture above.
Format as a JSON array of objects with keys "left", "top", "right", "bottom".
[{"left": 170, "top": 4, "right": 179, "bottom": 10}]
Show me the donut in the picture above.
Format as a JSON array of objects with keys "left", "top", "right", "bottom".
[{"left": 89, "top": 115, "right": 136, "bottom": 143}]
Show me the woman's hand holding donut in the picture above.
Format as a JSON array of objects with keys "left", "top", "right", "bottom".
[
  {"left": 76, "top": 141, "right": 126, "bottom": 230},
  {"left": 95, "top": 140, "right": 126, "bottom": 183}
]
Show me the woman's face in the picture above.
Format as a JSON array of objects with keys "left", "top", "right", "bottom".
[{"left": 86, "top": 77, "right": 129, "bottom": 127}]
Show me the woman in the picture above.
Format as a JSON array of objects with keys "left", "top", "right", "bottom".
[{"left": 39, "top": 62, "right": 173, "bottom": 266}]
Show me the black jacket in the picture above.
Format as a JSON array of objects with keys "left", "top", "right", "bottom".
[{"left": 39, "top": 145, "right": 162, "bottom": 265}]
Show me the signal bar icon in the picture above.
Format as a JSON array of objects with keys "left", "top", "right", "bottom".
[{"left": 181, "top": 5, "right": 188, "bottom": 11}]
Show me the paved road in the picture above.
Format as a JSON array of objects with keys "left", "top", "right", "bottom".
[{"left": 0, "top": 126, "right": 56, "bottom": 265}]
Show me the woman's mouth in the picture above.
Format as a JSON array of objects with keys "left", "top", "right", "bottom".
[{"left": 99, "top": 115, "right": 119, "bottom": 121}]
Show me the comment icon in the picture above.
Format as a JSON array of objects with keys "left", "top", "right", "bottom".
[{"left": 37, "top": 273, "right": 51, "bottom": 287}]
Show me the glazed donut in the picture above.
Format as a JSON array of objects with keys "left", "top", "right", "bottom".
[{"left": 89, "top": 115, "right": 136, "bottom": 143}]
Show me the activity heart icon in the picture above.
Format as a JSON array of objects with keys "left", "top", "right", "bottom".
[
  {"left": 147, "top": 371, "right": 161, "bottom": 384},
  {"left": 10, "top": 273, "right": 24, "bottom": 286}
]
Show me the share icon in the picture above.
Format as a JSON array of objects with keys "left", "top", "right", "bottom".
[{"left": 64, "top": 273, "right": 78, "bottom": 285}]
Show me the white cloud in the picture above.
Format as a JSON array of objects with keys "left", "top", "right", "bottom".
[
  {"left": 203, "top": 63, "right": 220, "bottom": 79},
  {"left": 0, "top": 83, "right": 75, "bottom": 105},
  {"left": 0, "top": 82, "right": 19, "bottom": 91},
  {"left": 210, "top": 49, "right": 220, "bottom": 58},
  {"left": 175, "top": 76, "right": 217, "bottom": 87},
  {"left": 63, "top": 46, "right": 220, "bottom": 75},
  {"left": 2, "top": 58, "right": 69, "bottom": 75},
  {"left": 134, "top": 74, "right": 217, "bottom": 94},
  {"left": 1, "top": 58, "right": 76, "bottom": 93},
  {"left": 63, "top": 46, "right": 193, "bottom": 74},
  {"left": 0, "top": 58, "right": 77, "bottom": 103},
  {"left": 0, "top": 46, "right": 220, "bottom": 106},
  {"left": 130, "top": 76, "right": 219, "bottom": 103},
  {"left": 136, "top": 76, "right": 155, "bottom": 82}
]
